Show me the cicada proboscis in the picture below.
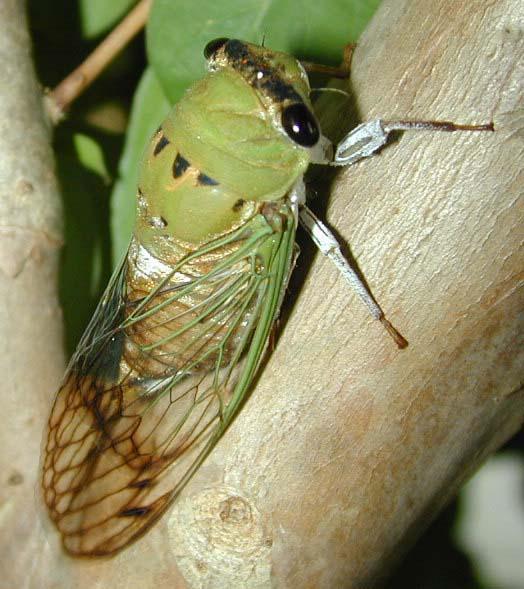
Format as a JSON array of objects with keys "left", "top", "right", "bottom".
[{"left": 41, "top": 38, "right": 493, "bottom": 557}]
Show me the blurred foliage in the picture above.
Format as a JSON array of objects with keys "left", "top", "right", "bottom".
[
  {"left": 148, "top": 0, "right": 381, "bottom": 104},
  {"left": 52, "top": 124, "right": 115, "bottom": 353},
  {"left": 25, "top": 1, "right": 522, "bottom": 587},
  {"left": 79, "top": 0, "right": 137, "bottom": 38},
  {"left": 29, "top": 0, "right": 146, "bottom": 351},
  {"left": 111, "top": 67, "right": 170, "bottom": 261}
]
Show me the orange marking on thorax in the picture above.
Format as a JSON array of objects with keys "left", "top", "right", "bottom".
[{"left": 165, "top": 165, "right": 201, "bottom": 192}]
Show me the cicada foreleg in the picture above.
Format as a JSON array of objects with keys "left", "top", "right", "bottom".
[
  {"left": 332, "top": 118, "right": 494, "bottom": 166},
  {"left": 300, "top": 116, "right": 493, "bottom": 348},
  {"left": 298, "top": 204, "right": 408, "bottom": 349}
]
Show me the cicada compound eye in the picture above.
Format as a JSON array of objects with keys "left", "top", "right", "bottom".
[
  {"left": 204, "top": 37, "right": 230, "bottom": 59},
  {"left": 281, "top": 103, "right": 320, "bottom": 147}
]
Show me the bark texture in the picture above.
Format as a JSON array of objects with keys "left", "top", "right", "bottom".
[
  {"left": 2, "top": 0, "right": 522, "bottom": 587},
  {"left": 0, "top": 0, "right": 65, "bottom": 587}
]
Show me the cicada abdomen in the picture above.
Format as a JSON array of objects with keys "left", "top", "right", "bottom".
[{"left": 42, "top": 39, "right": 321, "bottom": 556}]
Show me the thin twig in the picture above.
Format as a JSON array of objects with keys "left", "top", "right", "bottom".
[{"left": 47, "top": 0, "right": 152, "bottom": 122}]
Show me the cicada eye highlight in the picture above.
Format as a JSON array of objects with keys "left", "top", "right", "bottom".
[
  {"left": 281, "top": 103, "right": 320, "bottom": 147},
  {"left": 204, "top": 37, "right": 230, "bottom": 59}
]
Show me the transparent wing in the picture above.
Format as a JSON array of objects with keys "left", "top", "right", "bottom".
[{"left": 42, "top": 207, "right": 295, "bottom": 556}]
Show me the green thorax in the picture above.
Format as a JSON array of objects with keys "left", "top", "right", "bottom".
[
  {"left": 167, "top": 65, "right": 311, "bottom": 199},
  {"left": 136, "top": 42, "right": 315, "bottom": 247}
]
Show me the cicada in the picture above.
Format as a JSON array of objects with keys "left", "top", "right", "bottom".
[{"left": 42, "top": 38, "right": 492, "bottom": 557}]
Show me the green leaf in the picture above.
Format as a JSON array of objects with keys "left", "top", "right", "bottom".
[
  {"left": 79, "top": 0, "right": 137, "bottom": 38},
  {"left": 54, "top": 127, "right": 113, "bottom": 354},
  {"left": 110, "top": 67, "right": 171, "bottom": 263},
  {"left": 73, "top": 133, "right": 111, "bottom": 183},
  {"left": 147, "top": 0, "right": 381, "bottom": 103}
]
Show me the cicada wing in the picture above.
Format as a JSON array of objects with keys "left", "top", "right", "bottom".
[{"left": 42, "top": 207, "right": 296, "bottom": 556}]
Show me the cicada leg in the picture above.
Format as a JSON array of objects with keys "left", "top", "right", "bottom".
[
  {"left": 332, "top": 119, "right": 494, "bottom": 166},
  {"left": 298, "top": 204, "right": 408, "bottom": 349},
  {"left": 300, "top": 117, "right": 493, "bottom": 348}
]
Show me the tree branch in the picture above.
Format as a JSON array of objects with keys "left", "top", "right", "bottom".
[{"left": 0, "top": 0, "right": 66, "bottom": 587}]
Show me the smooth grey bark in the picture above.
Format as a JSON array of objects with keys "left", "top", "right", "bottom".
[
  {"left": 0, "top": 0, "right": 65, "bottom": 587},
  {"left": 2, "top": 0, "right": 522, "bottom": 588}
]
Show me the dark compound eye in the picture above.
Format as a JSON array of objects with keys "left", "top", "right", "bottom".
[
  {"left": 281, "top": 103, "right": 320, "bottom": 147},
  {"left": 204, "top": 37, "right": 229, "bottom": 59}
]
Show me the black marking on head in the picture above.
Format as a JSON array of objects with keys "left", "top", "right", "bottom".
[
  {"left": 173, "top": 153, "right": 190, "bottom": 178},
  {"left": 233, "top": 198, "right": 245, "bottom": 212},
  {"left": 223, "top": 39, "right": 303, "bottom": 104},
  {"left": 197, "top": 171, "right": 219, "bottom": 186},
  {"left": 260, "top": 76, "right": 302, "bottom": 102},
  {"left": 223, "top": 39, "right": 250, "bottom": 62},
  {"left": 119, "top": 506, "right": 150, "bottom": 517},
  {"left": 153, "top": 134, "right": 170, "bottom": 156}
]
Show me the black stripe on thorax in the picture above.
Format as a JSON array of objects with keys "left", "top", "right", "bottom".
[
  {"left": 153, "top": 133, "right": 170, "bottom": 156},
  {"left": 173, "top": 153, "right": 190, "bottom": 178},
  {"left": 197, "top": 171, "right": 219, "bottom": 186}
]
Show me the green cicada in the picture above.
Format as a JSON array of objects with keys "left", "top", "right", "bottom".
[{"left": 42, "top": 38, "right": 492, "bottom": 557}]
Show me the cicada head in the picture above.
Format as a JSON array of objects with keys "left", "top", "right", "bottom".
[
  {"left": 137, "top": 39, "right": 320, "bottom": 247},
  {"left": 204, "top": 38, "right": 319, "bottom": 150}
]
